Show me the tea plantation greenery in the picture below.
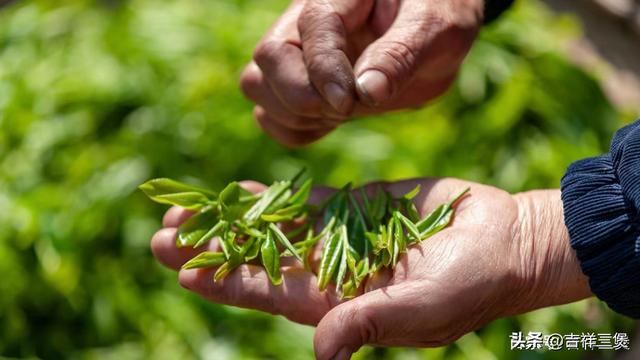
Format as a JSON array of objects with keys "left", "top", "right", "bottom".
[{"left": 0, "top": 0, "right": 636, "bottom": 359}]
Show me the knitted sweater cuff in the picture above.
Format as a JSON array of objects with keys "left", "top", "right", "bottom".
[{"left": 561, "top": 120, "right": 640, "bottom": 317}]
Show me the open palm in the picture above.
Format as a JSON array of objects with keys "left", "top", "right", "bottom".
[{"left": 150, "top": 178, "right": 590, "bottom": 359}]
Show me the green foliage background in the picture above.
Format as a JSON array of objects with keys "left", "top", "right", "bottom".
[{"left": 0, "top": 0, "right": 637, "bottom": 359}]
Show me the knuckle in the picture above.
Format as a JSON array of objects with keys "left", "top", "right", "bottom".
[
  {"left": 341, "top": 303, "right": 380, "bottom": 345},
  {"left": 304, "top": 49, "right": 339, "bottom": 77},
  {"left": 298, "top": 2, "right": 337, "bottom": 35},
  {"left": 378, "top": 40, "right": 418, "bottom": 80}
]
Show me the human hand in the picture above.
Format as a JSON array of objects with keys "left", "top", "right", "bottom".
[
  {"left": 240, "top": 0, "right": 483, "bottom": 147},
  {"left": 150, "top": 178, "right": 592, "bottom": 359}
]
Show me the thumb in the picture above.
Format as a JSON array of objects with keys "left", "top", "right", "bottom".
[
  {"left": 298, "top": 0, "right": 374, "bottom": 115},
  {"left": 313, "top": 283, "right": 417, "bottom": 360},
  {"left": 354, "top": 1, "right": 473, "bottom": 106}
]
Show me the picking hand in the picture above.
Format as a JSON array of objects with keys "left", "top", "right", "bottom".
[{"left": 240, "top": 0, "right": 483, "bottom": 147}]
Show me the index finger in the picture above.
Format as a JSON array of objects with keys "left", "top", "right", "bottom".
[
  {"left": 252, "top": 1, "right": 346, "bottom": 119},
  {"left": 298, "top": 0, "right": 373, "bottom": 114}
]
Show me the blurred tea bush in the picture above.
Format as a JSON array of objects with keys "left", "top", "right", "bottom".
[{"left": 0, "top": 0, "right": 636, "bottom": 359}]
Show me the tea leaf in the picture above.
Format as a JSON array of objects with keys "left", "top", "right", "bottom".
[
  {"left": 218, "top": 181, "right": 242, "bottom": 206},
  {"left": 348, "top": 193, "right": 368, "bottom": 231},
  {"left": 151, "top": 192, "right": 212, "bottom": 210},
  {"left": 397, "top": 212, "right": 421, "bottom": 242},
  {"left": 193, "top": 220, "right": 228, "bottom": 248},
  {"left": 365, "top": 232, "right": 378, "bottom": 252},
  {"left": 268, "top": 223, "right": 302, "bottom": 262},
  {"left": 381, "top": 248, "right": 391, "bottom": 267},
  {"left": 243, "top": 237, "right": 262, "bottom": 262},
  {"left": 355, "top": 257, "right": 369, "bottom": 288},
  {"left": 370, "top": 256, "right": 382, "bottom": 274},
  {"left": 359, "top": 187, "right": 374, "bottom": 226},
  {"left": 403, "top": 184, "right": 421, "bottom": 200},
  {"left": 387, "top": 218, "right": 397, "bottom": 267},
  {"left": 140, "top": 178, "right": 216, "bottom": 199},
  {"left": 342, "top": 278, "right": 357, "bottom": 299},
  {"left": 317, "top": 232, "right": 342, "bottom": 291},
  {"left": 392, "top": 213, "right": 404, "bottom": 265},
  {"left": 214, "top": 238, "right": 244, "bottom": 281},
  {"left": 244, "top": 181, "right": 292, "bottom": 223},
  {"left": 214, "top": 261, "right": 233, "bottom": 282},
  {"left": 261, "top": 230, "right": 282, "bottom": 285},
  {"left": 218, "top": 182, "right": 255, "bottom": 220},
  {"left": 417, "top": 188, "right": 469, "bottom": 237},
  {"left": 334, "top": 225, "right": 349, "bottom": 296},
  {"left": 182, "top": 252, "right": 226, "bottom": 269},
  {"left": 234, "top": 222, "right": 264, "bottom": 239},
  {"left": 260, "top": 204, "right": 305, "bottom": 222},
  {"left": 449, "top": 187, "right": 471, "bottom": 206},
  {"left": 370, "top": 186, "right": 387, "bottom": 224},
  {"left": 288, "top": 178, "right": 313, "bottom": 207},
  {"left": 402, "top": 198, "right": 421, "bottom": 223},
  {"left": 218, "top": 231, "right": 239, "bottom": 259},
  {"left": 176, "top": 209, "right": 219, "bottom": 247},
  {"left": 289, "top": 167, "right": 307, "bottom": 185},
  {"left": 265, "top": 189, "right": 292, "bottom": 214},
  {"left": 415, "top": 204, "right": 446, "bottom": 234},
  {"left": 300, "top": 229, "right": 314, "bottom": 271}
]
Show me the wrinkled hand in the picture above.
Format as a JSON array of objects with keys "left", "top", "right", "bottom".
[
  {"left": 240, "top": 0, "right": 483, "bottom": 147},
  {"left": 150, "top": 178, "right": 592, "bottom": 360}
]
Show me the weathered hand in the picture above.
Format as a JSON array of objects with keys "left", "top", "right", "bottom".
[
  {"left": 240, "top": 0, "right": 483, "bottom": 147},
  {"left": 150, "top": 178, "right": 591, "bottom": 360}
]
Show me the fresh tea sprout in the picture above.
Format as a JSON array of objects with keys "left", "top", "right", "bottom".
[{"left": 140, "top": 170, "right": 468, "bottom": 298}]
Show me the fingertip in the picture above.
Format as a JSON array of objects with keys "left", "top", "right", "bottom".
[
  {"left": 322, "top": 82, "right": 354, "bottom": 115},
  {"left": 178, "top": 268, "right": 207, "bottom": 291},
  {"left": 314, "top": 311, "right": 348, "bottom": 360},
  {"left": 151, "top": 228, "right": 179, "bottom": 267},
  {"left": 314, "top": 297, "right": 369, "bottom": 360},
  {"left": 239, "top": 62, "right": 264, "bottom": 101},
  {"left": 151, "top": 227, "right": 218, "bottom": 270}
]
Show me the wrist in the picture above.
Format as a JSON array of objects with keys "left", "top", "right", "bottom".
[{"left": 505, "top": 190, "right": 592, "bottom": 316}]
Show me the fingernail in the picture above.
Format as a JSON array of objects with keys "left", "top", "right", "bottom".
[
  {"left": 323, "top": 82, "right": 349, "bottom": 114},
  {"left": 331, "top": 348, "right": 352, "bottom": 360},
  {"left": 356, "top": 70, "right": 390, "bottom": 106}
]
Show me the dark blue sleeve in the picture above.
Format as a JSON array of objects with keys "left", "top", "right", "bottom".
[{"left": 561, "top": 119, "right": 640, "bottom": 318}]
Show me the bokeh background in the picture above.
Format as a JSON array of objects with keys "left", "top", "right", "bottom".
[{"left": 1, "top": 0, "right": 639, "bottom": 359}]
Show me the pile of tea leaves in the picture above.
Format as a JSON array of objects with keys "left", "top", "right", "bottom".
[{"left": 140, "top": 170, "right": 468, "bottom": 298}]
